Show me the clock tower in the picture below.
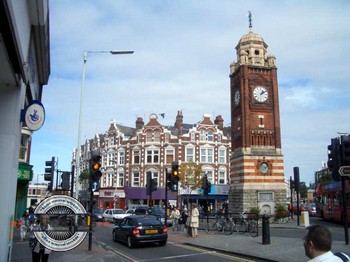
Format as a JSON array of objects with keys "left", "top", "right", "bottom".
[{"left": 229, "top": 13, "right": 286, "bottom": 214}]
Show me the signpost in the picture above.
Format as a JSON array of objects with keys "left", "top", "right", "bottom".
[{"left": 339, "top": 166, "right": 350, "bottom": 176}]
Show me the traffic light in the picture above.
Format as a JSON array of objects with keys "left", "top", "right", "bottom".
[
  {"left": 146, "top": 173, "right": 152, "bottom": 195},
  {"left": 61, "top": 172, "right": 71, "bottom": 191},
  {"left": 293, "top": 167, "right": 300, "bottom": 192},
  {"left": 170, "top": 161, "right": 180, "bottom": 191},
  {"left": 166, "top": 170, "right": 172, "bottom": 190},
  {"left": 203, "top": 175, "right": 211, "bottom": 196},
  {"left": 327, "top": 138, "right": 341, "bottom": 181},
  {"left": 152, "top": 178, "right": 157, "bottom": 192},
  {"left": 201, "top": 176, "right": 206, "bottom": 190},
  {"left": 44, "top": 157, "right": 55, "bottom": 191},
  {"left": 90, "top": 151, "right": 102, "bottom": 191},
  {"left": 341, "top": 135, "right": 350, "bottom": 166}
]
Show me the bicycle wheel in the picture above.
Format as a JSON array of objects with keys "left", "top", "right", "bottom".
[
  {"left": 248, "top": 220, "right": 258, "bottom": 237},
  {"left": 206, "top": 221, "right": 218, "bottom": 234},
  {"left": 234, "top": 220, "right": 247, "bottom": 234},
  {"left": 223, "top": 220, "right": 234, "bottom": 235}
]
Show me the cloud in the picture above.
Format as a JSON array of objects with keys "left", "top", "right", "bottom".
[{"left": 30, "top": 0, "right": 350, "bottom": 186}]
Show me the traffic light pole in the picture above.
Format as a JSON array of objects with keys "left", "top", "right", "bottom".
[
  {"left": 88, "top": 187, "right": 93, "bottom": 251},
  {"left": 165, "top": 169, "right": 168, "bottom": 226}
]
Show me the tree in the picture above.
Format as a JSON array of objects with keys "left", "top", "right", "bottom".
[
  {"left": 179, "top": 161, "right": 203, "bottom": 207},
  {"left": 299, "top": 182, "right": 308, "bottom": 199},
  {"left": 79, "top": 169, "right": 90, "bottom": 190}
]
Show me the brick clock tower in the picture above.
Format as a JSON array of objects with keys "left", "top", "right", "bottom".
[{"left": 229, "top": 14, "right": 286, "bottom": 214}]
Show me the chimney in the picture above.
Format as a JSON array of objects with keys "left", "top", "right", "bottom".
[
  {"left": 215, "top": 115, "right": 224, "bottom": 130},
  {"left": 135, "top": 117, "right": 144, "bottom": 129},
  {"left": 174, "top": 111, "right": 183, "bottom": 135}
]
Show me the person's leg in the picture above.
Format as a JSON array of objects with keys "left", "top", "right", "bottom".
[
  {"left": 32, "top": 251, "right": 40, "bottom": 262},
  {"left": 41, "top": 253, "right": 49, "bottom": 262}
]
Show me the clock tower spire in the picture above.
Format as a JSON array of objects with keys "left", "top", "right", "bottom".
[{"left": 228, "top": 15, "right": 286, "bottom": 214}]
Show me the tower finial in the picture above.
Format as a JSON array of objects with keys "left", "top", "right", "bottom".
[{"left": 248, "top": 10, "right": 253, "bottom": 31}]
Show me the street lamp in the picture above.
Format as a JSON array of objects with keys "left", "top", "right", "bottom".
[{"left": 75, "top": 50, "right": 134, "bottom": 199}]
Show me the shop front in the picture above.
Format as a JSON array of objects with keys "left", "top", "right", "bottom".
[
  {"left": 16, "top": 163, "right": 33, "bottom": 218},
  {"left": 180, "top": 185, "right": 229, "bottom": 213},
  {"left": 98, "top": 188, "right": 126, "bottom": 210},
  {"left": 125, "top": 187, "right": 178, "bottom": 208}
]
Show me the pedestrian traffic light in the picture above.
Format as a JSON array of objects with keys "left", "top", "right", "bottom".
[
  {"left": 44, "top": 157, "right": 55, "bottom": 191},
  {"left": 327, "top": 138, "right": 341, "bottom": 181},
  {"left": 170, "top": 161, "right": 180, "bottom": 191},
  {"left": 203, "top": 175, "right": 211, "bottom": 196},
  {"left": 201, "top": 176, "right": 206, "bottom": 190},
  {"left": 166, "top": 170, "right": 172, "bottom": 190},
  {"left": 341, "top": 135, "right": 350, "bottom": 166},
  {"left": 90, "top": 151, "right": 102, "bottom": 182},
  {"left": 61, "top": 172, "right": 71, "bottom": 191},
  {"left": 152, "top": 178, "right": 158, "bottom": 192}
]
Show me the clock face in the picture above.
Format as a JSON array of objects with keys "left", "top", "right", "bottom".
[
  {"left": 234, "top": 90, "right": 240, "bottom": 105},
  {"left": 253, "top": 86, "right": 268, "bottom": 102},
  {"left": 260, "top": 162, "right": 269, "bottom": 173}
]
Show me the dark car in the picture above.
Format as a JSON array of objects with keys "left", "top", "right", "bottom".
[
  {"left": 134, "top": 206, "right": 172, "bottom": 226},
  {"left": 112, "top": 215, "right": 168, "bottom": 248},
  {"left": 93, "top": 209, "right": 105, "bottom": 222}
]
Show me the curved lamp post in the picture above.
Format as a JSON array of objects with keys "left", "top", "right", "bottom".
[{"left": 75, "top": 50, "right": 134, "bottom": 199}]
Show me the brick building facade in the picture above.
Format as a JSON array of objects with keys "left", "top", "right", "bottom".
[{"left": 74, "top": 112, "right": 231, "bottom": 211}]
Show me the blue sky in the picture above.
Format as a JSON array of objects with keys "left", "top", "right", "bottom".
[{"left": 31, "top": 0, "right": 350, "bottom": 186}]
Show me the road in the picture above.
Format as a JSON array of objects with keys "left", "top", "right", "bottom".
[{"left": 92, "top": 222, "right": 267, "bottom": 262}]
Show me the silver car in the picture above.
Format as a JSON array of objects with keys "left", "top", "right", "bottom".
[{"left": 103, "top": 208, "right": 131, "bottom": 223}]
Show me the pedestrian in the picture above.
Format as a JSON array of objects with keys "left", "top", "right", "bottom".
[
  {"left": 222, "top": 201, "right": 229, "bottom": 219},
  {"left": 190, "top": 203, "right": 199, "bottom": 238},
  {"left": 180, "top": 208, "right": 189, "bottom": 232},
  {"left": 30, "top": 214, "right": 52, "bottom": 262},
  {"left": 186, "top": 210, "right": 192, "bottom": 237},
  {"left": 20, "top": 211, "right": 29, "bottom": 241},
  {"left": 170, "top": 207, "right": 181, "bottom": 231},
  {"left": 303, "top": 225, "right": 345, "bottom": 261}
]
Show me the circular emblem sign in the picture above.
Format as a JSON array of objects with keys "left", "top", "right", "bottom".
[
  {"left": 23, "top": 100, "right": 45, "bottom": 131},
  {"left": 34, "top": 195, "right": 87, "bottom": 252}
]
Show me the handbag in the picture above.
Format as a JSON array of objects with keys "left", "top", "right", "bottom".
[{"left": 29, "top": 237, "right": 38, "bottom": 251}]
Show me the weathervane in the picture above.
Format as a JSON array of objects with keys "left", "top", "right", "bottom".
[{"left": 248, "top": 10, "right": 253, "bottom": 30}]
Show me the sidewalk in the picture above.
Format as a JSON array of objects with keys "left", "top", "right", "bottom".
[
  {"left": 167, "top": 219, "right": 349, "bottom": 262},
  {"left": 10, "top": 230, "right": 128, "bottom": 262},
  {"left": 11, "top": 218, "right": 349, "bottom": 262}
]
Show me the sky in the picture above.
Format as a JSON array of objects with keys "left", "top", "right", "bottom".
[{"left": 30, "top": 0, "right": 350, "bottom": 186}]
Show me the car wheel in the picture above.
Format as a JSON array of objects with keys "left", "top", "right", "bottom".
[
  {"left": 127, "top": 236, "right": 134, "bottom": 248},
  {"left": 113, "top": 218, "right": 117, "bottom": 224},
  {"left": 112, "top": 231, "right": 117, "bottom": 242},
  {"left": 159, "top": 241, "right": 166, "bottom": 246}
]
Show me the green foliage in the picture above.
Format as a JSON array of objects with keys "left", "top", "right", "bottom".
[
  {"left": 275, "top": 204, "right": 290, "bottom": 219},
  {"left": 79, "top": 169, "right": 90, "bottom": 189},
  {"left": 250, "top": 207, "right": 260, "bottom": 214},
  {"left": 276, "top": 204, "right": 287, "bottom": 212},
  {"left": 179, "top": 161, "right": 203, "bottom": 191}
]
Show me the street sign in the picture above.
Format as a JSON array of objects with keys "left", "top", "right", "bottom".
[
  {"left": 91, "top": 181, "right": 100, "bottom": 191},
  {"left": 339, "top": 166, "right": 350, "bottom": 176}
]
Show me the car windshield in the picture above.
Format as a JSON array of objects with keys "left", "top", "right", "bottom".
[
  {"left": 136, "top": 217, "right": 162, "bottom": 226},
  {"left": 151, "top": 208, "right": 165, "bottom": 215},
  {"left": 113, "top": 209, "right": 125, "bottom": 214}
]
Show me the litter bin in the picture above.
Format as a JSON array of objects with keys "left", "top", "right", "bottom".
[{"left": 301, "top": 211, "right": 310, "bottom": 227}]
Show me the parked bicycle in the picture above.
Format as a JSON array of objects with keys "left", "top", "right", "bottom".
[
  {"left": 233, "top": 212, "right": 258, "bottom": 237},
  {"left": 206, "top": 215, "right": 235, "bottom": 235}
]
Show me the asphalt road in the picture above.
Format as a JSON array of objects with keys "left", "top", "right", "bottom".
[{"left": 92, "top": 222, "right": 266, "bottom": 262}]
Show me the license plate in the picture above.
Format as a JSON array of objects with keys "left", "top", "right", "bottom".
[{"left": 145, "top": 229, "right": 158, "bottom": 234}]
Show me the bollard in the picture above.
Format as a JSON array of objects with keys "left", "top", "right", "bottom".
[{"left": 262, "top": 214, "right": 270, "bottom": 245}]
